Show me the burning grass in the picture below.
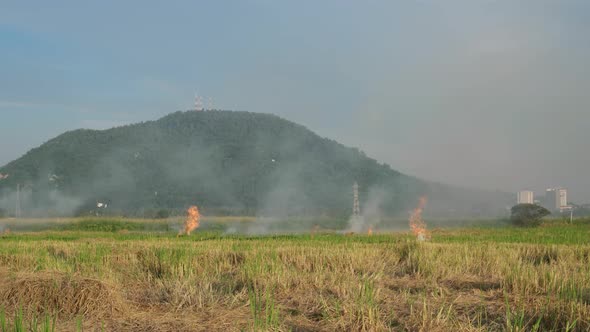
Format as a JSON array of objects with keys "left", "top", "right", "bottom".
[
  {"left": 409, "top": 196, "right": 429, "bottom": 241},
  {"left": 0, "top": 220, "right": 589, "bottom": 330},
  {"left": 178, "top": 205, "right": 201, "bottom": 236}
]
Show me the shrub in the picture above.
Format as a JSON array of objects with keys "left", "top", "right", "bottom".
[
  {"left": 510, "top": 204, "right": 550, "bottom": 227},
  {"left": 155, "top": 209, "right": 170, "bottom": 219}
]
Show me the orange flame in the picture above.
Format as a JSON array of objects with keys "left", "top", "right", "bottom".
[
  {"left": 409, "top": 196, "right": 429, "bottom": 240},
  {"left": 367, "top": 226, "right": 373, "bottom": 236},
  {"left": 180, "top": 205, "right": 201, "bottom": 236}
]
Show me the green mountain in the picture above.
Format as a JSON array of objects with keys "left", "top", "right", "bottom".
[{"left": 0, "top": 111, "right": 511, "bottom": 218}]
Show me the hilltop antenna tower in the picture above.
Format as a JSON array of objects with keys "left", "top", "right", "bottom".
[
  {"left": 207, "top": 97, "right": 213, "bottom": 111},
  {"left": 353, "top": 182, "right": 360, "bottom": 217},
  {"left": 194, "top": 94, "right": 203, "bottom": 111}
]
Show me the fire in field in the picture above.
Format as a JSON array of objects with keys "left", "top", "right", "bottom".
[
  {"left": 179, "top": 205, "right": 200, "bottom": 236},
  {"left": 409, "top": 196, "right": 429, "bottom": 241}
]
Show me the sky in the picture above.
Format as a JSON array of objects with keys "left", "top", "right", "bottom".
[{"left": 1, "top": 0, "right": 589, "bottom": 202}]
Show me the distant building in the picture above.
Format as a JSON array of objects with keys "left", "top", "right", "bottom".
[
  {"left": 517, "top": 191, "right": 534, "bottom": 204},
  {"left": 544, "top": 188, "right": 568, "bottom": 211},
  {"left": 558, "top": 189, "right": 568, "bottom": 209}
]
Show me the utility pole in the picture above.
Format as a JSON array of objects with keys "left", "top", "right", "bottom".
[
  {"left": 15, "top": 184, "right": 21, "bottom": 218},
  {"left": 353, "top": 182, "right": 360, "bottom": 217}
]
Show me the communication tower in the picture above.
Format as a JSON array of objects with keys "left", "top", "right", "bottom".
[
  {"left": 194, "top": 94, "right": 203, "bottom": 111},
  {"left": 207, "top": 97, "right": 213, "bottom": 111}
]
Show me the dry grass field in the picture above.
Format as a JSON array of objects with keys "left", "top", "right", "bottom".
[{"left": 0, "top": 218, "right": 589, "bottom": 331}]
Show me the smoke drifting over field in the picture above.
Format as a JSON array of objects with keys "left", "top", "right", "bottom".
[
  {"left": 0, "top": 112, "right": 514, "bottom": 231},
  {"left": 0, "top": 185, "right": 82, "bottom": 218}
]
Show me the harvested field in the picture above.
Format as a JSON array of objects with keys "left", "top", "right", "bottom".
[{"left": 0, "top": 219, "right": 589, "bottom": 331}]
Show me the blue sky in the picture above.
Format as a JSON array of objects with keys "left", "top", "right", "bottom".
[{"left": 1, "top": 0, "right": 590, "bottom": 201}]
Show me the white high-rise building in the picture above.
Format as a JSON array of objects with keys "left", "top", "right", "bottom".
[
  {"left": 545, "top": 188, "right": 568, "bottom": 211},
  {"left": 558, "top": 188, "right": 568, "bottom": 209},
  {"left": 517, "top": 191, "right": 534, "bottom": 204}
]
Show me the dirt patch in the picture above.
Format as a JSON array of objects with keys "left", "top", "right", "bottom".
[
  {"left": 441, "top": 276, "right": 501, "bottom": 291},
  {"left": 384, "top": 277, "right": 430, "bottom": 294}
]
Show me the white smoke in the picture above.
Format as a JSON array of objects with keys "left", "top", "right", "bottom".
[{"left": 345, "top": 186, "right": 387, "bottom": 233}]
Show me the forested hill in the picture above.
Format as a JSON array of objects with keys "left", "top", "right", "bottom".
[{"left": 0, "top": 111, "right": 511, "bottom": 217}]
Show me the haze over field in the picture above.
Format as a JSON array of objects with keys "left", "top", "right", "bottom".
[
  {"left": 1, "top": 1, "right": 589, "bottom": 201},
  {"left": 0, "top": 111, "right": 514, "bottom": 220}
]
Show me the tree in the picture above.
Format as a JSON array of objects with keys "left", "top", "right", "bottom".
[{"left": 510, "top": 204, "right": 550, "bottom": 227}]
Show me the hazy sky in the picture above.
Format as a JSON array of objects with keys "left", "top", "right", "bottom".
[{"left": 1, "top": 1, "right": 589, "bottom": 202}]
